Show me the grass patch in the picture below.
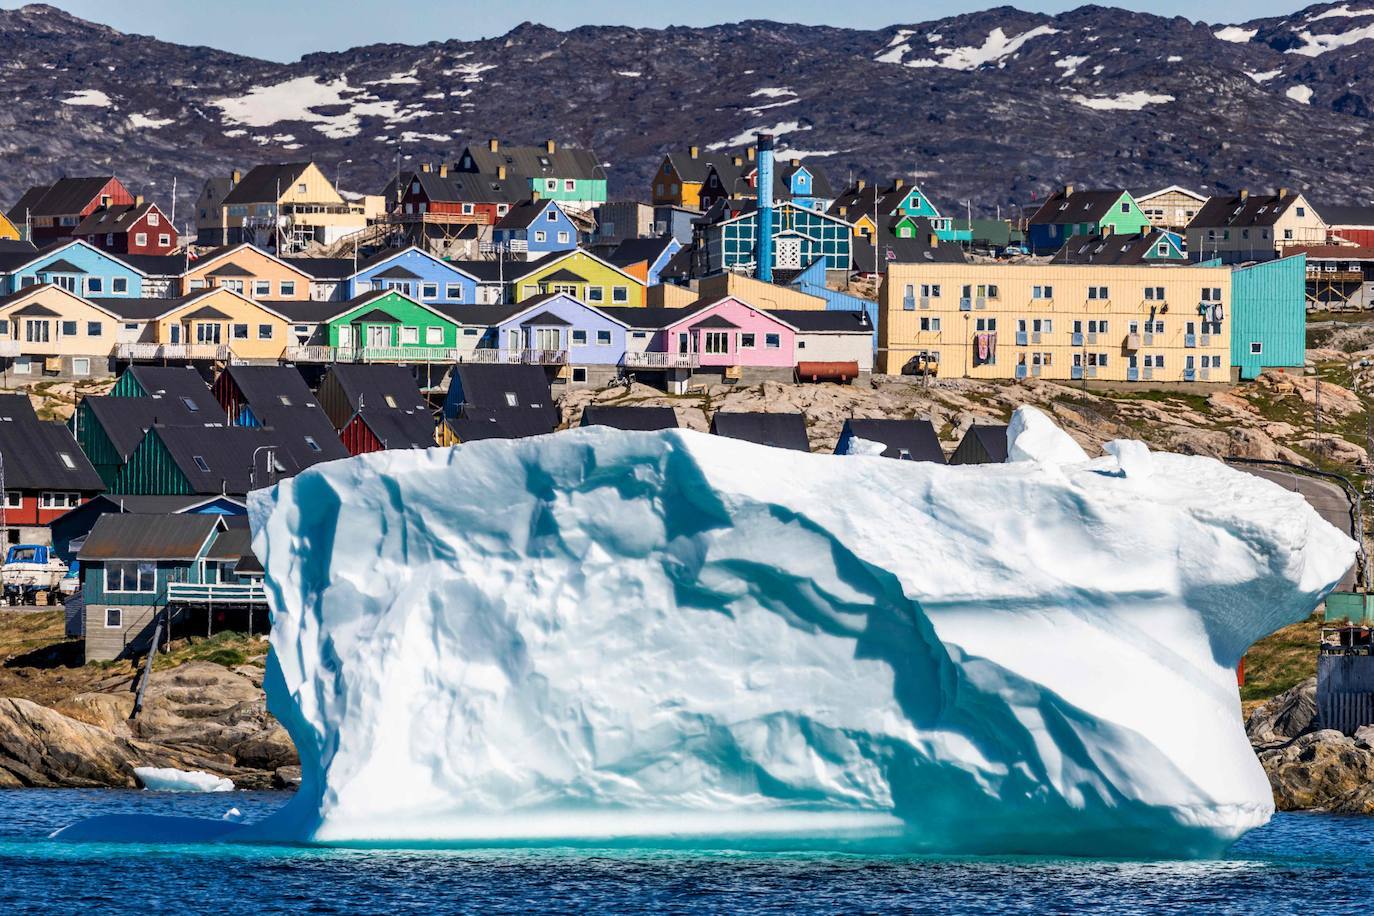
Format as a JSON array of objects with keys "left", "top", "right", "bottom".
[
  {"left": 0, "top": 610, "right": 74, "bottom": 662},
  {"left": 152, "top": 631, "right": 267, "bottom": 671},
  {"left": 1241, "top": 612, "right": 1322, "bottom": 702}
]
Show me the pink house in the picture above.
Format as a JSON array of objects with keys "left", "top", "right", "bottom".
[{"left": 662, "top": 297, "right": 796, "bottom": 367}]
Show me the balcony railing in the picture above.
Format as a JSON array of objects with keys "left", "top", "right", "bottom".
[
  {"left": 479, "top": 239, "right": 529, "bottom": 256},
  {"left": 115, "top": 343, "right": 231, "bottom": 361},
  {"left": 959, "top": 298, "right": 972, "bottom": 312},
  {"left": 166, "top": 581, "right": 267, "bottom": 605},
  {"left": 623, "top": 351, "right": 699, "bottom": 369},
  {"left": 284, "top": 345, "right": 337, "bottom": 363},
  {"left": 0, "top": 341, "right": 20, "bottom": 357},
  {"left": 1015, "top": 364, "right": 1028, "bottom": 379},
  {"left": 459, "top": 348, "right": 569, "bottom": 366},
  {"left": 1071, "top": 332, "right": 1083, "bottom": 346}
]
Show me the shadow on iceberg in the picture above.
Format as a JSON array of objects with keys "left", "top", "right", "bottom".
[{"left": 54, "top": 408, "right": 1353, "bottom": 858}]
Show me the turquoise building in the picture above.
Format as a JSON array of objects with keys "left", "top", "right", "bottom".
[
  {"left": 1231, "top": 254, "right": 1307, "bottom": 380},
  {"left": 705, "top": 202, "right": 852, "bottom": 275}
]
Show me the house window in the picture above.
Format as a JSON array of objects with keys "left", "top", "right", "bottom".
[
  {"left": 919, "top": 317, "right": 942, "bottom": 331},
  {"left": 61, "top": 321, "right": 77, "bottom": 336},
  {"left": 564, "top": 180, "right": 576, "bottom": 192},
  {"left": 188, "top": 279, "right": 205, "bottom": 291},
  {"left": 704, "top": 331, "right": 729, "bottom": 354},
  {"left": 104, "top": 608, "right": 122, "bottom": 629},
  {"left": 1, "top": 491, "right": 18, "bottom": 509},
  {"left": 557, "top": 231, "right": 570, "bottom": 244},
  {"left": 587, "top": 287, "right": 603, "bottom": 302},
  {"left": 547, "top": 210, "right": 559, "bottom": 223},
  {"left": 25, "top": 321, "right": 49, "bottom": 343},
  {"left": 400, "top": 326, "right": 419, "bottom": 345},
  {"left": 106, "top": 560, "right": 155, "bottom": 593},
  {"left": 72, "top": 357, "right": 90, "bottom": 377},
  {"left": 87, "top": 277, "right": 103, "bottom": 294},
  {"left": 123, "top": 323, "right": 139, "bottom": 331},
  {"left": 254, "top": 280, "right": 271, "bottom": 297},
  {"left": 221, "top": 280, "right": 244, "bottom": 293},
  {"left": 534, "top": 231, "right": 547, "bottom": 243},
  {"left": 87, "top": 321, "right": 102, "bottom": 336},
  {"left": 612, "top": 287, "right": 628, "bottom": 303},
  {"left": 765, "top": 333, "right": 780, "bottom": 349},
  {"left": 39, "top": 491, "right": 80, "bottom": 509},
  {"left": 1120, "top": 202, "right": 1130, "bottom": 213},
  {"left": 1283, "top": 229, "right": 1293, "bottom": 240},
  {"left": 232, "top": 324, "right": 249, "bottom": 339},
  {"left": 297, "top": 183, "right": 307, "bottom": 193},
  {"left": 503, "top": 392, "right": 519, "bottom": 407},
  {"left": 422, "top": 283, "right": 438, "bottom": 299},
  {"left": 196, "top": 323, "right": 222, "bottom": 344},
  {"left": 596, "top": 330, "right": 611, "bottom": 345},
  {"left": 158, "top": 234, "right": 170, "bottom": 247},
  {"left": 258, "top": 324, "right": 273, "bottom": 340},
  {"left": 135, "top": 233, "right": 148, "bottom": 246},
  {"left": 571, "top": 330, "right": 587, "bottom": 345},
  {"left": 445, "top": 283, "right": 462, "bottom": 300},
  {"left": 1250, "top": 342, "right": 1263, "bottom": 355},
  {"left": 1296, "top": 207, "right": 1306, "bottom": 218},
  {"left": 425, "top": 326, "right": 443, "bottom": 344},
  {"left": 280, "top": 281, "right": 296, "bottom": 297},
  {"left": 304, "top": 436, "right": 321, "bottom": 452},
  {"left": 148, "top": 212, "right": 160, "bottom": 226},
  {"left": 740, "top": 333, "right": 756, "bottom": 348},
  {"left": 571, "top": 366, "right": 587, "bottom": 382}
]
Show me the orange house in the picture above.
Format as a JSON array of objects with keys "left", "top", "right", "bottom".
[{"left": 181, "top": 243, "right": 313, "bottom": 300}]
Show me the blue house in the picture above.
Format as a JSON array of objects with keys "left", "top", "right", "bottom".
[
  {"left": 776, "top": 160, "right": 834, "bottom": 211},
  {"left": 0, "top": 239, "right": 145, "bottom": 296},
  {"left": 348, "top": 246, "right": 479, "bottom": 305},
  {"left": 492, "top": 199, "right": 580, "bottom": 260},
  {"left": 491, "top": 293, "right": 629, "bottom": 382}
]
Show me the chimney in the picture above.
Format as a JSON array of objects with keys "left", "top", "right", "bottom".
[
  {"left": 439, "top": 164, "right": 448, "bottom": 178},
  {"left": 488, "top": 138, "right": 500, "bottom": 152},
  {"left": 134, "top": 194, "right": 144, "bottom": 206},
  {"left": 929, "top": 233, "right": 938, "bottom": 247},
  {"left": 838, "top": 206, "right": 848, "bottom": 217},
  {"left": 231, "top": 168, "right": 241, "bottom": 184},
  {"left": 747, "top": 146, "right": 756, "bottom": 162},
  {"left": 531, "top": 190, "right": 541, "bottom": 202},
  {"left": 546, "top": 139, "right": 556, "bottom": 154},
  {"left": 755, "top": 133, "right": 775, "bottom": 283},
  {"left": 893, "top": 178, "right": 905, "bottom": 189},
  {"left": 790, "top": 159, "right": 800, "bottom": 167},
  {"left": 420, "top": 162, "right": 432, "bottom": 173},
  {"left": 497, "top": 165, "right": 507, "bottom": 180},
  {"left": 1278, "top": 187, "right": 1289, "bottom": 199},
  {"left": 689, "top": 145, "right": 699, "bottom": 158},
  {"left": 857, "top": 179, "right": 866, "bottom": 191},
  {"left": 1064, "top": 184, "right": 1074, "bottom": 197},
  {"left": 731, "top": 155, "right": 743, "bottom": 167},
  {"left": 1239, "top": 189, "right": 1249, "bottom": 200}
]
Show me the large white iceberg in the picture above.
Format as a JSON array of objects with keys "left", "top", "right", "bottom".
[{"left": 58, "top": 408, "right": 1353, "bottom": 856}]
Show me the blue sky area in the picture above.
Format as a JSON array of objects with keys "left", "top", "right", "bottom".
[{"left": 0, "top": 0, "right": 1306, "bottom": 61}]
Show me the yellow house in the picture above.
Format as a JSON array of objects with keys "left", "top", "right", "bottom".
[
  {"left": 153, "top": 288, "right": 291, "bottom": 360},
  {"left": 182, "top": 244, "right": 313, "bottom": 300},
  {"left": 0, "top": 211, "right": 20, "bottom": 241},
  {"left": 0, "top": 284, "right": 121, "bottom": 376},
  {"left": 511, "top": 250, "right": 647, "bottom": 306},
  {"left": 878, "top": 262, "right": 1232, "bottom": 383},
  {"left": 211, "top": 162, "right": 367, "bottom": 251}
]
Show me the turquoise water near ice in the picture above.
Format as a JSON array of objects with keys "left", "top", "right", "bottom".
[{"left": 4, "top": 790, "right": 1374, "bottom": 913}]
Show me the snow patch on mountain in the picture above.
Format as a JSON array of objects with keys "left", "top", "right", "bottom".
[
  {"left": 62, "top": 89, "right": 111, "bottom": 107},
  {"left": 1309, "top": 4, "right": 1374, "bottom": 20},
  {"left": 885, "top": 25, "right": 1060, "bottom": 71},
  {"left": 1287, "top": 84, "right": 1314, "bottom": 103},
  {"left": 707, "top": 121, "right": 811, "bottom": 150},
  {"left": 1054, "top": 55, "right": 1089, "bottom": 77},
  {"left": 1288, "top": 23, "right": 1374, "bottom": 56},
  {"left": 751, "top": 87, "right": 796, "bottom": 98},
  {"left": 1247, "top": 69, "right": 1282, "bottom": 82},
  {"left": 1213, "top": 26, "right": 1258, "bottom": 43},
  {"left": 1071, "top": 91, "right": 1175, "bottom": 111},
  {"left": 127, "top": 113, "right": 172, "bottom": 129}
]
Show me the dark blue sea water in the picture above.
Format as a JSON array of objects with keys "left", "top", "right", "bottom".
[{"left": 1, "top": 790, "right": 1372, "bottom": 914}]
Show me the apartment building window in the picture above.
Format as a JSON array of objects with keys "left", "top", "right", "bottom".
[
  {"left": 280, "top": 281, "right": 296, "bottom": 297},
  {"left": 920, "top": 316, "right": 941, "bottom": 331},
  {"left": 975, "top": 318, "right": 997, "bottom": 331},
  {"left": 1144, "top": 286, "right": 1165, "bottom": 300},
  {"left": 1201, "top": 287, "right": 1222, "bottom": 301},
  {"left": 921, "top": 284, "right": 941, "bottom": 297},
  {"left": 1032, "top": 319, "right": 1052, "bottom": 333},
  {"left": 1087, "top": 286, "right": 1109, "bottom": 300},
  {"left": 903, "top": 284, "right": 915, "bottom": 310},
  {"left": 1032, "top": 285, "right": 1053, "bottom": 299}
]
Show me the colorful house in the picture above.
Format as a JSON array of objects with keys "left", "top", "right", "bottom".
[
  {"left": 315, "top": 363, "right": 430, "bottom": 431},
  {"left": 455, "top": 139, "right": 608, "bottom": 212},
  {"left": 71, "top": 200, "right": 178, "bottom": 256},
  {"left": 0, "top": 284, "right": 124, "bottom": 377},
  {"left": 387, "top": 163, "right": 521, "bottom": 227},
  {"left": 347, "top": 246, "right": 479, "bottom": 304},
  {"left": 6, "top": 176, "right": 135, "bottom": 244},
  {"left": 1026, "top": 187, "right": 1150, "bottom": 254},
  {"left": 1050, "top": 229, "right": 1188, "bottom": 265},
  {"left": 699, "top": 202, "right": 852, "bottom": 276},
  {"left": 0, "top": 394, "right": 103, "bottom": 543},
  {"left": 663, "top": 297, "right": 796, "bottom": 371},
  {"left": 1231, "top": 254, "right": 1307, "bottom": 380},
  {"left": 490, "top": 293, "right": 630, "bottom": 385},
  {"left": 1187, "top": 190, "right": 1327, "bottom": 264},
  {"left": 830, "top": 180, "right": 967, "bottom": 242},
  {"left": 152, "top": 289, "right": 291, "bottom": 360},
  {"left": 509, "top": 249, "right": 647, "bottom": 306},
  {"left": 652, "top": 146, "right": 743, "bottom": 209},
  {"left": 492, "top": 199, "right": 580, "bottom": 259},
  {"left": 210, "top": 365, "right": 348, "bottom": 468},
  {"left": 323, "top": 290, "right": 462, "bottom": 359},
  {"left": 606, "top": 237, "right": 682, "bottom": 287},
  {"left": 182, "top": 244, "right": 313, "bottom": 300},
  {"left": 111, "top": 424, "right": 301, "bottom": 496},
  {"left": 0, "top": 211, "right": 22, "bottom": 242},
  {"left": 1, "top": 239, "right": 145, "bottom": 297},
  {"left": 212, "top": 162, "right": 366, "bottom": 251}
]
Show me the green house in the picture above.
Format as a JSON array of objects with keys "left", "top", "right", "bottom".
[
  {"left": 1027, "top": 188, "right": 1150, "bottom": 254},
  {"left": 326, "top": 290, "right": 462, "bottom": 359}
]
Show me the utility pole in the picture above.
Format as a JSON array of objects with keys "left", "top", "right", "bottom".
[{"left": 1315, "top": 373, "right": 1324, "bottom": 452}]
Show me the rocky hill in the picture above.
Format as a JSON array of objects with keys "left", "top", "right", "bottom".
[{"left": 3, "top": 2, "right": 1374, "bottom": 221}]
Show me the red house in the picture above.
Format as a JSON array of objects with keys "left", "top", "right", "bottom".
[
  {"left": 390, "top": 164, "right": 522, "bottom": 227},
  {"left": 5, "top": 176, "right": 135, "bottom": 244},
  {"left": 340, "top": 408, "right": 436, "bottom": 455},
  {"left": 0, "top": 394, "right": 103, "bottom": 543},
  {"left": 72, "top": 200, "right": 179, "bottom": 256}
]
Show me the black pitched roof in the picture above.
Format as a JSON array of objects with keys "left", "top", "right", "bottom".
[
  {"left": 1050, "top": 230, "right": 1184, "bottom": 265},
  {"left": 15, "top": 177, "right": 119, "bottom": 218},
  {"left": 259, "top": 299, "right": 350, "bottom": 323},
  {"left": 351, "top": 308, "right": 401, "bottom": 324},
  {"left": 448, "top": 364, "right": 554, "bottom": 414},
  {"left": 221, "top": 365, "right": 348, "bottom": 467},
  {"left": 12, "top": 303, "right": 60, "bottom": 317},
  {"left": 458, "top": 141, "right": 607, "bottom": 183},
  {"left": 519, "top": 309, "right": 571, "bottom": 327},
  {"left": 325, "top": 364, "right": 428, "bottom": 415},
  {"left": 109, "top": 253, "right": 186, "bottom": 276},
  {"left": 606, "top": 237, "right": 676, "bottom": 269},
  {"left": 151, "top": 425, "right": 303, "bottom": 495},
  {"left": 853, "top": 218, "right": 967, "bottom": 273},
  {"left": 597, "top": 306, "right": 685, "bottom": 329},
  {"left": 1188, "top": 192, "right": 1306, "bottom": 230},
  {"left": 221, "top": 164, "right": 314, "bottom": 206},
  {"left": 580, "top": 405, "right": 678, "bottom": 431},
  {"left": 429, "top": 302, "right": 528, "bottom": 326},
  {"left": 373, "top": 265, "right": 423, "bottom": 280},
  {"left": 494, "top": 199, "right": 555, "bottom": 230},
  {"left": 0, "top": 395, "right": 103, "bottom": 490},
  {"left": 542, "top": 267, "right": 586, "bottom": 283},
  {"left": 838, "top": 418, "right": 944, "bottom": 462},
  {"left": 206, "top": 261, "right": 254, "bottom": 278},
  {"left": 709, "top": 411, "right": 810, "bottom": 452},
  {"left": 41, "top": 259, "right": 86, "bottom": 274},
  {"left": 1319, "top": 204, "right": 1374, "bottom": 228},
  {"left": 71, "top": 202, "right": 159, "bottom": 236},
  {"left": 690, "top": 313, "right": 739, "bottom": 329},
  {"left": 951, "top": 424, "right": 1009, "bottom": 465},
  {"left": 279, "top": 257, "right": 356, "bottom": 280},
  {"left": 446, "top": 408, "right": 556, "bottom": 442},
  {"left": 85, "top": 397, "right": 209, "bottom": 459},
  {"left": 124, "top": 366, "right": 222, "bottom": 413},
  {"left": 354, "top": 406, "right": 435, "bottom": 450},
  {"left": 78, "top": 513, "right": 221, "bottom": 561},
  {"left": 1028, "top": 188, "right": 1130, "bottom": 226},
  {"left": 87, "top": 296, "right": 181, "bottom": 320}
]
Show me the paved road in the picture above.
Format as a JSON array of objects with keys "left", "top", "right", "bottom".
[{"left": 1237, "top": 465, "right": 1359, "bottom": 590}]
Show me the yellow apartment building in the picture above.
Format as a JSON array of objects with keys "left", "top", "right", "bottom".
[{"left": 878, "top": 262, "right": 1232, "bottom": 383}]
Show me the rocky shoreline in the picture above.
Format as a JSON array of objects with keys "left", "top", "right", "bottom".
[{"left": 1249, "top": 677, "right": 1374, "bottom": 814}]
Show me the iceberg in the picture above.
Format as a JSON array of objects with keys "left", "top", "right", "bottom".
[
  {"left": 58, "top": 407, "right": 1353, "bottom": 856},
  {"left": 133, "top": 766, "right": 235, "bottom": 793}
]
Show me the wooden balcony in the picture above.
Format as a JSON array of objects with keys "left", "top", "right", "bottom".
[
  {"left": 623, "top": 351, "right": 699, "bottom": 369},
  {"left": 115, "top": 343, "right": 230, "bottom": 361}
]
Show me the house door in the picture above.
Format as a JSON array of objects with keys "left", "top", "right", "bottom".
[
  {"left": 775, "top": 237, "right": 802, "bottom": 269},
  {"left": 508, "top": 330, "right": 521, "bottom": 351},
  {"left": 367, "top": 325, "right": 390, "bottom": 347}
]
